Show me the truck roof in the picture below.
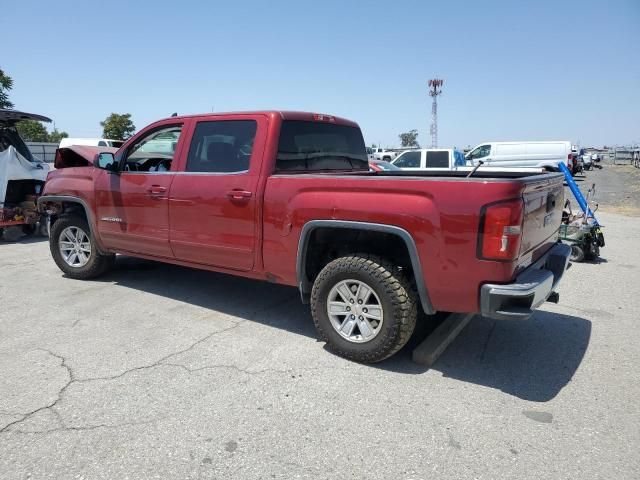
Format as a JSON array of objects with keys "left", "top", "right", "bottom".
[{"left": 156, "top": 111, "right": 359, "bottom": 128}]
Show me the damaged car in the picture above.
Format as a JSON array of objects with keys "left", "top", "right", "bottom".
[{"left": 0, "top": 109, "right": 52, "bottom": 241}]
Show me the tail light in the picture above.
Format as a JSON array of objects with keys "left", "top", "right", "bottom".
[{"left": 478, "top": 199, "right": 524, "bottom": 261}]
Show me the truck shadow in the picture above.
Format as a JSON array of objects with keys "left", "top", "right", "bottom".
[
  {"left": 98, "top": 256, "right": 318, "bottom": 338},
  {"left": 97, "top": 257, "right": 591, "bottom": 403},
  {"left": 379, "top": 311, "right": 592, "bottom": 402},
  {"left": 0, "top": 234, "right": 48, "bottom": 245}
]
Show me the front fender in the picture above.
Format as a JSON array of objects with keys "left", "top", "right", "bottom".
[{"left": 37, "top": 195, "right": 107, "bottom": 253}]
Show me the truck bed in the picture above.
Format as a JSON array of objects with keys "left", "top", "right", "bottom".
[{"left": 264, "top": 170, "right": 564, "bottom": 313}]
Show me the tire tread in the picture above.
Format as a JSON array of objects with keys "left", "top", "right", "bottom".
[{"left": 311, "top": 254, "right": 417, "bottom": 363}]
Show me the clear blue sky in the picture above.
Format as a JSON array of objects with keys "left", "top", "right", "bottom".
[{"left": 4, "top": 0, "right": 639, "bottom": 148}]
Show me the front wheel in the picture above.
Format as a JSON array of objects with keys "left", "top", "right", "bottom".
[
  {"left": 49, "top": 214, "right": 115, "bottom": 279},
  {"left": 311, "top": 255, "right": 417, "bottom": 363}
]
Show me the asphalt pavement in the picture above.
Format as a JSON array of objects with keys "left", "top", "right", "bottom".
[{"left": 1, "top": 168, "right": 639, "bottom": 479}]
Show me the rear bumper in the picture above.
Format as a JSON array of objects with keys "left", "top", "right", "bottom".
[{"left": 480, "top": 243, "right": 571, "bottom": 320}]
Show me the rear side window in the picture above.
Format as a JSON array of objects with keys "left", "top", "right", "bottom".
[
  {"left": 276, "top": 121, "right": 368, "bottom": 172},
  {"left": 425, "top": 151, "right": 449, "bottom": 168},
  {"left": 186, "top": 120, "right": 257, "bottom": 173},
  {"left": 393, "top": 151, "right": 420, "bottom": 168}
]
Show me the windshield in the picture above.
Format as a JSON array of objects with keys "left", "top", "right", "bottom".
[{"left": 276, "top": 121, "right": 368, "bottom": 172}]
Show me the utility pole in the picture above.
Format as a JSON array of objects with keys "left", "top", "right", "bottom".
[{"left": 428, "top": 78, "right": 444, "bottom": 148}]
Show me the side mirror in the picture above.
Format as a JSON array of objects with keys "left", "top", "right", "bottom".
[{"left": 96, "top": 152, "right": 117, "bottom": 172}]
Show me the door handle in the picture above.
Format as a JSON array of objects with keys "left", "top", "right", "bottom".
[
  {"left": 226, "top": 190, "right": 253, "bottom": 201},
  {"left": 146, "top": 185, "right": 167, "bottom": 198}
]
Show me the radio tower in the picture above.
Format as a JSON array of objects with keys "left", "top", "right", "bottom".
[{"left": 428, "top": 78, "right": 444, "bottom": 148}]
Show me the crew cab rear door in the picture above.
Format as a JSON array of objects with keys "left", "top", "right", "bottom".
[{"left": 168, "top": 115, "right": 267, "bottom": 271}]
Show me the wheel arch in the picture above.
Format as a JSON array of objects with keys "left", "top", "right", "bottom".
[
  {"left": 37, "top": 195, "right": 106, "bottom": 252},
  {"left": 296, "top": 220, "right": 435, "bottom": 315}
]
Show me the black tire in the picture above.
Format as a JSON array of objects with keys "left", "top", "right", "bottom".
[
  {"left": 49, "top": 214, "right": 115, "bottom": 279},
  {"left": 570, "top": 245, "right": 585, "bottom": 262},
  {"left": 585, "top": 239, "right": 600, "bottom": 261},
  {"left": 310, "top": 255, "right": 417, "bottom": 363}
]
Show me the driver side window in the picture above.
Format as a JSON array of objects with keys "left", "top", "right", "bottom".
[{"left": 123, "top": 125, "right": 183, "bottom": 173}]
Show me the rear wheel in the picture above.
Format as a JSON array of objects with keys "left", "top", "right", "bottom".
[
  {"left": 49, "top": 214, "right": 115, "bottom": 279},
  {"left": 311, "top": 255, "right": 417, "bottom": 363}
]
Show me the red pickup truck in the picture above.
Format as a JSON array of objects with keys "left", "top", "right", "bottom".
[{"left": 39, "top": 111, "right": 570, "bottom": 362}]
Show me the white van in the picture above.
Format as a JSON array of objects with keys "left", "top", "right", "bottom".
[
  {"left": 465, "top": 141, "right": 571, "bottom": 171},
  {"left": 59, "top": 138, "right": 125, "bottom": 149},
  {"left": 391, "top": 148, "right": 467, "bottom": 170}
]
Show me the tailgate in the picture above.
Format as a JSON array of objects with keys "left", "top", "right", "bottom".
[{"left": 519, "top": 174, "right": 564, "bottom": 264}]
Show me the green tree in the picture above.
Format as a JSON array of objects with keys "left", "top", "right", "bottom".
[
  {"left": 0, "top": 67, "right": 14, "bottom": 109},
  {"left": 16, "top": 120, "right": 49, "bottom": 142},
  {"left": 48, "top": 128, "right": 69, "bottom": 143},
  {"left": 15, "top": 120, "right": 68, "bottom": 143},
  {"left": 398, "top": 129, "right": 419, "bottom": 148},
  {"left": 100, "top": 113, "right": 135, "bottom": 140}
]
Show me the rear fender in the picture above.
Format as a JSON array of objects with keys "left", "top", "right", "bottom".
[{"left": 296, "top": 220, "right": 435, "bottom": 315}]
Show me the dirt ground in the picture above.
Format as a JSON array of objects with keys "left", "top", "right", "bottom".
[{"left": 571, "top": 164, "right": 640, "bottom": 216}]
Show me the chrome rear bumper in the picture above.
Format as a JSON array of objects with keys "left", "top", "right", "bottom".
[{"left": 480, "top": 243, "right": 571, "bottom": 320}]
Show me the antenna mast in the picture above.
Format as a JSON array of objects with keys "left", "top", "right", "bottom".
[{"left": 428, "top": 78, "right": 444, "bottom": 148}]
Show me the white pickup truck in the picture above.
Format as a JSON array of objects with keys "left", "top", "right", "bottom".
[
  {"left": 367, "top": 147, "right": 398, "bottom": 161},
  {"left": 391, "top": 148, "right": 467, "bottom": 170}
]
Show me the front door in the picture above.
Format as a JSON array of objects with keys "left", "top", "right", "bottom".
[
  {"left": 169, "top": 116, "right": 264, "bottom": 271},
  {"left": 95, "top": 123, "right": 185, "bottom": 257}
]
